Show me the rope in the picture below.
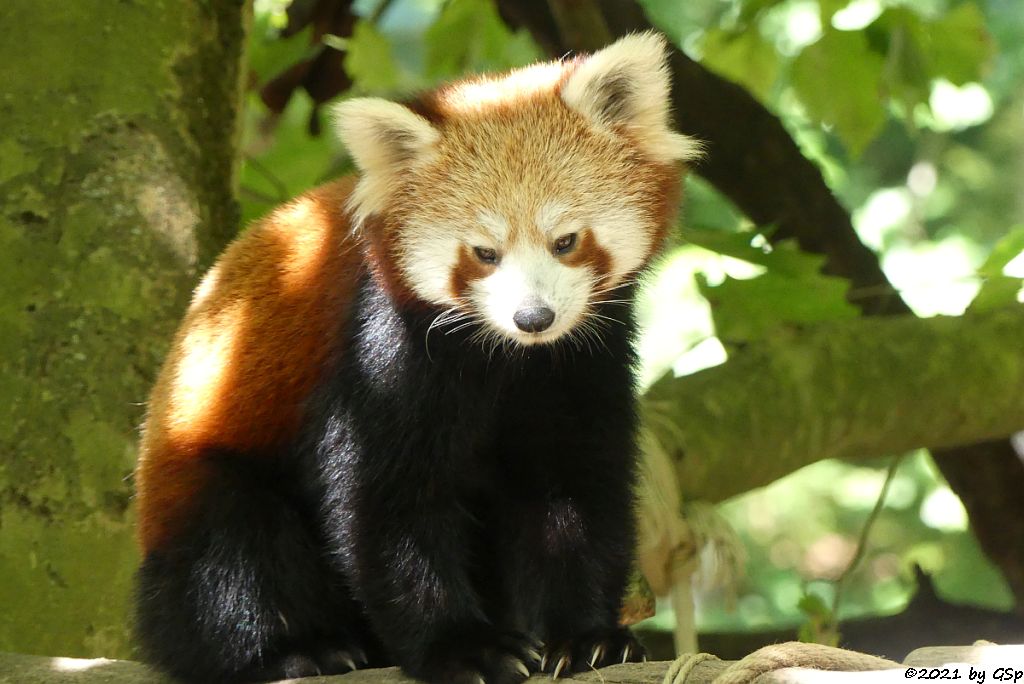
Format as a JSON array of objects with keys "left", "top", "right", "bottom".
[
  {"left": 662, "top": 652, "right": 720, "bottom": 684},
  {"left": 661, "top": 642, "right": 900, "bottom": 683},
  {"left": 716, "top": 642, "right": 899, "bottom": 683}
]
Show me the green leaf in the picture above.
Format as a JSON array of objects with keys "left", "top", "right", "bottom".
[
  {"left": 636, "top": 0, "right": 693, "bottom": 44},
  {"left": 248, "top": 17, "right": 315, "bottom": 85},
  {"left": 699, "top": 270, "right": 858, "bottom": 343},
  {"left": 700, "top": 27, "right": 780, "bottom": 101},
  {"left": 239, "top": 94, "right": 339, "bottom": 226},
  {"left": 738, "top": 0, "right": 787, "bottom": 23},
  {"left": 344, "top": 20, "right": 401, "bottom": 93},
  {"left": 681, "top": 227, "right": 833, "bottom": 278},
  {"left": 917, "top": 3, "right": 993, "bottom": 87},
  {"left": 977, "top": 226, "right": 1024, "bottom": 276},
  {"left": 971, "top": 226, "right": 1024, "bottom": 312},
  {"left": 686, "top": 227, "right": 858, "bottom": 342},
  {"left": 971, "top": 276, "right": 1023, "bottom": 312},
  {"left": 424, "top": 0, "right": 540, "bottom": 80},
  {"left": 869, "top": 5, "right": 994, "bottom": 116},
  {"left": 816, "top": 0, "right": 850, "bottom": 23},
  {"left": 791, "top": 28, "right": 886, "bottom": 155},
  {"left": 798, "top": 592, "right": 832, "bottom": 619}
]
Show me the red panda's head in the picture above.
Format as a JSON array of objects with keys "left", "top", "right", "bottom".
[{"left": 334, "top": 31, "right": 701, "bottom": 346}]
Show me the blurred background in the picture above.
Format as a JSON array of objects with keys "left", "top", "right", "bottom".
[{"left": 2, "top": 0, "right": 1022, "bottom": 664}]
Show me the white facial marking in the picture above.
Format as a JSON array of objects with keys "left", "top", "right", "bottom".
[
  {"left": 589, "top": 203, "right": 651, "bottom": 281},
  {"left": 476, "top": 210, "right": 510, "bottom": 245},
  {"left": 535, "top": 201, "right": 573, "bottom": 236},
  {"left": 399, "top": 221, "right": 462, "bottom": 304},
  {"left": 470, "top": 243, "right": 592, "bottom": 346}
]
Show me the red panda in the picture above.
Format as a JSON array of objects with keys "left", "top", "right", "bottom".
[{"left": 135, "top": 31, "right": 699, "bottom": 684}]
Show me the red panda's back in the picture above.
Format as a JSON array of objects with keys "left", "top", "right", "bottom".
[{"left": 136, "top": 177, "right": 363, "bottom": 552}]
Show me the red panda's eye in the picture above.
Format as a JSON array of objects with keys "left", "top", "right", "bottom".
[
  {"left": 554, "top": 233, "right": 577, "bottom": 255},
  {"left": 474, "top": 246, "right": 498, "bottom": 264}
]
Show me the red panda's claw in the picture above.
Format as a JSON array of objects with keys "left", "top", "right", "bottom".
[
  {"left": 514, "top": 659, "right": 531, "bottom": 678},
  {"left": 551, "top": 654, "right": 570, "bottom": 680}
]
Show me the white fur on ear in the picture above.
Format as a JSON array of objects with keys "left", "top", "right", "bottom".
[
  {"left": 332, "top": 98, "right": 440, "bottom": 225},
  {"left": 561, "top": 31, "right": 702, "bottom": 164}
]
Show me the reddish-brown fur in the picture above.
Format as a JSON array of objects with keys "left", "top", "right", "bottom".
[
  {"left": 136, "top": 178, "right": 362, "bottom": 551},
  {"left": 564, "top": 228, "right": 612, "bottom": 280}
]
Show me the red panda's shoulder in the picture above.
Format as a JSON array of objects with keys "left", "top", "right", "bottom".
[{"left": 136, "top": 177, "right": 363, "bottom": 551}]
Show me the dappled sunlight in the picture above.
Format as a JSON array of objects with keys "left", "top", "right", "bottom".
[
  {"left": 441, "top": 62, "right": 564, "bottom": 111},
  {"left": 919, "top": 487, "right": 969, "bottom": 532},
  {"left": 1005, "top": 250, "right": 1024, "bottom": 277},
  {"left": 50, "top": 656, "right": 113, "bottom": 672},
  {"left": 273, "top": 200, "right": 340, "bottom": 292},
  {"left": 760, "top": 0, "right": 823, "bottom": 55},
  {"left": 635, "top": 245, "right": 761, "bottom": 387},
  {"left": 928, "top": 80, "right": 995, "bottom": 132},
  {"left": 880, "top": 236, "right": 984, "bottom": 316},
  {"left": 832, "top": 0, "right": 882, "bottom": 31},
  {"left": 137, "top": 179, "right": 200, "bottom": 268},
  {"left": 853, "top": 187, "right": 915, "bottom": 253},
  {"left": 168, "top": 300, "right": 247, "bottom": 438}
]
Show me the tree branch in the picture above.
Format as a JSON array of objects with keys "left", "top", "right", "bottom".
[{"left": 643, "top": 306, "right": 1024, "bottom": 503}]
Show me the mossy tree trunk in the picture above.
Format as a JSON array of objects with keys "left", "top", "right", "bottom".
[{"left": 0, "top": 0, "right": 249, "bottom": 658}]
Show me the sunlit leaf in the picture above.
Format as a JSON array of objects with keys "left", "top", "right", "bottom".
[
  {"left": 970, "top": 276, "right": 1023, "bottom": 312},
  {"left": 699, "top": 270, "right": 858, "bottom": 343},
  {"left": 791, "top": 28, "right": 886, "bottom": 155},
  {"left": 976, "top": 226, "right": 1024, "bottom": 276},
  {"left": 680, "top": 227, "right": 773, "bottom": 264},
  {"left": 681, "top": 227, "right": 833, "bottom": 278},
  {"left": 971, "top": 226, "right": 1024, "bottom": 311},
  {"left": 688, "top": 229, "right": 858, "bottom": 342}
]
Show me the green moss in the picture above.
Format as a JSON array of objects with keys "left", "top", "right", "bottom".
[{"left": 0, "top": 0, "right": 248, "bottom": 660}]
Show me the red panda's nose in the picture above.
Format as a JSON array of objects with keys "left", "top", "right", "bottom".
[{"left": 513, "top": 305, "right": 555, "bottom": 333}]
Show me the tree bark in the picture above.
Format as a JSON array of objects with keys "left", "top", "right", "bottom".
[
  {"left": 0, "top": 0, "right": 248, "bottom": 659},
  {"left": 497, "top": 0, "right": 1024, "bottom": 605},
  {"left": 642, "top": 307, "right": 1024, "bottom": 504}
]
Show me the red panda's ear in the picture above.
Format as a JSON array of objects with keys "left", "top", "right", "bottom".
[
  {"left": 561, "top": 31, "right": 702, "bottom": 164},
  {"left": 332, "top": 98, "right": 439, "bottom": 226}
]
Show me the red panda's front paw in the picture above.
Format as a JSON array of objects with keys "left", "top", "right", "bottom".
[
  {"left": 541, "top": 629, "right": 645, "bottom": 678},
  {"left": 416, "top": 629, "right": 542, "bottom": 684}
]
